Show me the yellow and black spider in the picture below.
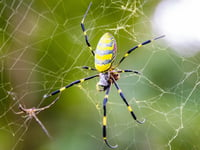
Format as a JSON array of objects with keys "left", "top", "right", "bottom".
[{"left": 44, "top": 2, "right": 164, "bottom": 148}]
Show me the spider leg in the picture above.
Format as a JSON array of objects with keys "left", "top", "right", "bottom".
[
  {"left": 82, "top": 66, "right": 97, "bottom": 71},
  {"left": 114, "top": 69, "right": 141, "bottom": 75},
  {"left": 32, "top": 113, "right": 52, "bottom": 139},
  {"left": 81, "top": 2, "right": 94, "bottom": 56},
  {"left": 103, "top": 85, "right": 118, "bottom": 149},
  {"left": 18, "top": 104, "right": 28, "bottom": 112},
  {"left": 44, "top": 74, "right": 99, "bottom": 98},
  {"left": 112, "top": 77, "right": 145, "bottom": 124},
  {"left": 13, "top": 109, "right": 24, "bottom": 115},
  {"left": 117, "top": 35, "right": 165, "bottom": 67},
  {"left": 34, "top": 96, "right": 59, "bottom": 113}
]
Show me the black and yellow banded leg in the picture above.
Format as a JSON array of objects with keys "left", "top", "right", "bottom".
[
  {"left": 115, "top": 69, "right": 141, "bottom": 75},
  {"left": 117, "top": 35, "right": 165, "bottom": 66},
  {"left": 81, "top": 2, "right": 94, "bottom": 56},
  {"left": 112, "top": 77, "right": 145, "bottom": 124},
  {"left": 82, "top": 66, "right": 96, "bottom": 71},
  {"left": 44, "top": 74, "right": 98, "bottom": 98},
  {"left": 103, "top": 85, "right": 118, "bottom": 149}
]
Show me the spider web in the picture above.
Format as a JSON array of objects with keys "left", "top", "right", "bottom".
[{"left": 1, "top": 0, "right": 200, "bottom": 150}]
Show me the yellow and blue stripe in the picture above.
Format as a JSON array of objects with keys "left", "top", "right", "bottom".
[{"left": 95, "top": 32, "right": 117, "bottom": 72}]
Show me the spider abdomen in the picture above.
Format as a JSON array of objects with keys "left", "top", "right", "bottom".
[{"left": 95, "top": 32, "right": 117, "bottom": 72}]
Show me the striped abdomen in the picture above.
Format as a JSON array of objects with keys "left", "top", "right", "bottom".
[{"left": 95, "top": 33, "right": 117, "bottom": 72}]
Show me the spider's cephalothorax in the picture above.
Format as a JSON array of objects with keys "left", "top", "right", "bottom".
[
  {"left": 96, "top": 72, "right": 110, "bottom": 91},
  {"left": 96, "top": 71, "right": 120, "bottom": 91}
]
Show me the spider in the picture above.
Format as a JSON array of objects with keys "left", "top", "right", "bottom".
[
  {"left": 15, "top": 97, "right": 59, "bottom": 139},
  {"left": 44, "top": 2, "right": 165, "bottom": 148}
]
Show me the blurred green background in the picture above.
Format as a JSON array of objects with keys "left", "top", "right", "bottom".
[{"left": 0, "top": 0, "right": 200, "bottom": 150}]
